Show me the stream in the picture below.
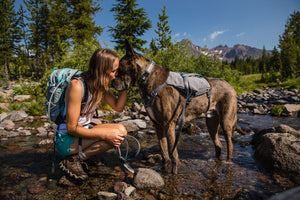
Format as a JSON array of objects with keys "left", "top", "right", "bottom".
[{"left": 0, "top": 113, "right": 299, "bottom": 199}]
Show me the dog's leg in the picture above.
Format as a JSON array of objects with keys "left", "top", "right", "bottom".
[
  {"left": 166, "top": 122, "right": 179, "bottom": 174},
  {"left": 206, "top": 110, "right": 222, "bottom": 159},
  {"left": 220, "top": 99, "right": 237, "bottom": 162},
  {"left": 155, "top": 125, "right": 172, "bottom": 173}
]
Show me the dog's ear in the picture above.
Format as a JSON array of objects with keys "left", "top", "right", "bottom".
[{"left": 125, "top": 39, "right": 135, "bottom": 58}]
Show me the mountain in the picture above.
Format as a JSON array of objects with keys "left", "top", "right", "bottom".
[{"left": 181, "top": 39, "right": 270, "bottom": 62}]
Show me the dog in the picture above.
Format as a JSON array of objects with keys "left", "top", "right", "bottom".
[{"left": 112, "top": 40, "right": 237, "bottom": 174}]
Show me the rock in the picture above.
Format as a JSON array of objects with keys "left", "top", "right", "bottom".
[
  {"left": 124, "top": 186, "right": 136, "bottom": 196},
  {"left": 120, "top": 121, "right": 139, "bottom": 133},
  {"left": 36, "top": 126, "right": 47, "bottom": 135},
  {"left": 128, "top": 119, "right": 147, "bottom": 129},
  {"left": 267, "top": 186, "right": 300, "bottom": 200},
  {"left": 7, "top": 111, "right": 28, "bottom": 122},
  {"left": 0, "top": 112, "right": 8, "bottom": 122},
  {"left": 0, "top": 120, "right": 15, "bottom": 130},
  {"left": 58, "top": 176, "right": 77, "bottom": 187},
  {"left": 233, "top": 189, "right": 263, "bottom": 200},
  {"left": 253, "top": 132, "right": 300, "bottom": 175},
  {"left": 0, "top": 103, "right": 10, "bottom": 112},
  {"left": 38, "top": 139, "right": 53, "bottom": 146},
  {"left": 282, "top": 104, "right": 300, "bottom": 117},
  {"left": 19, "top": 130, "right": 32, "bottom": 136},
  {"left": 27, "top": 185, "right": 46, "bottom": 194},
  {"left": 97, "top": 191, "right": 118, "bottom": 200},
  {"left": 13, "top": 95, "right": 31, "bottom": 102},
  {"left": 252, "top": 124, "right": 300, "bottom": 145},
  {"left": 133, "top": 168, "right": 164, "bottom": 189},
  {"left": 113, "top": 181, "right": 128, "bottom": 193},
  {"left": 131, "top": 102, "right": 141, "bottom": 112}
]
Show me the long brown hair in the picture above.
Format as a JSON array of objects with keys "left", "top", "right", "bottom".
[{"left": 82, "top": 48, "right": 118, "bottom": 116}]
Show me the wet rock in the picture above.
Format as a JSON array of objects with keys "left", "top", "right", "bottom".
[
  {"left": 38, "top": 139, "right": 53, "bottom": 146},
  {"left": 233, "top": 189, "right": 263, "bottom": 200},
  {"left": 97, "top": 191, "right": 118, "bottom": 200},
  {"left": 133, "top": 168, "right": 164, "bottom": 189},
  {"left": 267, "top": 186, "right": 300, "bottom": 200},
  {"left": 113, "top": 181, "right": 128, "bottom": 193},
  {"left": 27, "top": 185, "right": 46, "bottom": 194},
  {"left": 124, "top": 185, "right": 136, "bottom": 196},
  {"left": 252, "top": 124, "right": 300, "bottom": 145},
  {"left": 58, "top": 176, "right": 77, "bottom": 187},
  {"left": 253, "top": 128, "right": 300, "bottom": 175}
]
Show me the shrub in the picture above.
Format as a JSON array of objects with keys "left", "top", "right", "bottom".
[{"left": 271, "top": 105, "right": 284, "bottom": 116}]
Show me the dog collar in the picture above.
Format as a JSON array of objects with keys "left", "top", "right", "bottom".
[{"left": 139, "top": 61, "right": 155, "bottom": 83}]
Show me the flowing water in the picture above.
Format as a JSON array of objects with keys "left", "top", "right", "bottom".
[{"left": 0, "top": 114, "right": 299, "bottom": 199}]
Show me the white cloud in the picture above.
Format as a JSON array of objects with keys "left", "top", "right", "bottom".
[
  {"left": 183, "top": 32, "right": 187, "bottom": 36},
  {"left": 210, "top": 30, "right": 226, "bottom": 40},
  {"left": 173, "top": 33, "right": 180, "bottom": 38},
  {"left": 236, "top": 32, "right": 245, "bottom": 37}
]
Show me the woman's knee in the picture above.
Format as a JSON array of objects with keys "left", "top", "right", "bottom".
[{"left": 117, "top": 123, "right": 127, "bottom": 135}]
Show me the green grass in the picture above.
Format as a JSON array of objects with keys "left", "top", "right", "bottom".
[{"left": 234, "top": 74, "right": 300, "bottom": 95}]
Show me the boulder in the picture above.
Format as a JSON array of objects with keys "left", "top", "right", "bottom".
[
  {"left": 253, "top": 125, "right": 300, "bottom": 175},
  {"left": 267, "top": 186, "right": 300, "bottom": 200},
  {"left": 133, "top": 168, "right": 164, "bottom": 189}
]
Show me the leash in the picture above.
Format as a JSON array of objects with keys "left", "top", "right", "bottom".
[{"left": 116, "top": 135, "right": 141, "bottom": 173}]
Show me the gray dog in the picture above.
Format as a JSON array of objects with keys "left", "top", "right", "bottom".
[{"left": 112, "top": 40, "right": 237, "bottom": 174}]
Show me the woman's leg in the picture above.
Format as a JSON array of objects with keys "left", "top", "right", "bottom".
[{"left": 60, "top": 123, "right": 127, "bottom": 181}]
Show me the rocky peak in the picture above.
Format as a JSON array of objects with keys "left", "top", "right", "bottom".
[{"left": 182, "top": 39, "right": 271, "bottom": 62}]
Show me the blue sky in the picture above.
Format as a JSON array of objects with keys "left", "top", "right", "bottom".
[
  {"left": 15, "top": 0, "right": 299, "bottom": 50},
  {"left": 96, "top": 0, "right": 299, "bottom": 50}
]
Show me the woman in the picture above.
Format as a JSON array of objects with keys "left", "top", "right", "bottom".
[{"left": 55, "top": 49, "right": 128, "bottom": 181}]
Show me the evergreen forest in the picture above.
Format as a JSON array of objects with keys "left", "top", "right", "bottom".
[{"left": 1, "top": 0, "right": 299, "bottom": 116}]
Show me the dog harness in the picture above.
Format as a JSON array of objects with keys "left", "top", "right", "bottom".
[
  {"left": 141, "top": 61, "right": 211, "bottom": 110},
  {"left": 140, "top": 61, "right": 211, "bottom": 156}
]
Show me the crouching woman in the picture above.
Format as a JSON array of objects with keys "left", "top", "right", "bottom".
[{"left": 55, "top": 49, "right": 128, "bottom": 181}]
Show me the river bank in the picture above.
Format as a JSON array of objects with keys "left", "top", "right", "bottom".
[{"left": 0, "top": 88, "right": 299, "bottom": 199}]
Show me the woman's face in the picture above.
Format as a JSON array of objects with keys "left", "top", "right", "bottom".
[{"left": 109, "top": 58, "right": 119, "bottom": 83}]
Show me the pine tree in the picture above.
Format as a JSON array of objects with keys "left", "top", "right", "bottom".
[
  {"left": 269, "top": 46, "right": 282, "bottom": 82},
  {"left": 110, "top": 0, "right": 152, "bottom": 51},
  {"left": 152, "top": 5, "right": 172, "bottom": 52},
  {"left": 0, "top": 0, "right": 21, "bottom": 81},
  {"left": 279, "top": 11, "right": 300, "bottom": 80},
  {"left": 69, "top": 0, "right": 103, "bottom": 45},
  {"left": 259, "top": 46, "right": 268, "bottom": 81},
  {"left": 47, "top": 0, "right": 72, "bottom": 60},
  {"left": 24, "top": 0, "right": 47, "bottom": 78}
]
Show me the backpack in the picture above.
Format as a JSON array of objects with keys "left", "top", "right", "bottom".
[{"left": 44, "top": 68, "right": 88, "bottom": 124}]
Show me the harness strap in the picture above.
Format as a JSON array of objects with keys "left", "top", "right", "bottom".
[
  {"left": 170, "top": 75, "right": 191, "bottom": 157},
  {"left": 143, "top": 82, "right": 167, "bottom": 107}
]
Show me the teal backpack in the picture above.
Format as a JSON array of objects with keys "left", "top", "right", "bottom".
[{"left": 45, "top": 68, "right": 88, "bottom": 124}]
